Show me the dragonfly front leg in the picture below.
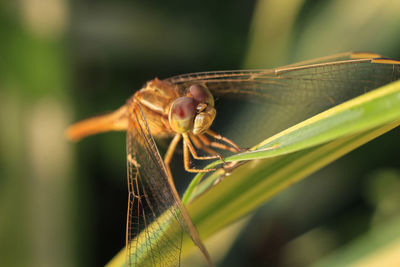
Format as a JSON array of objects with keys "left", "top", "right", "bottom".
[
  {"left": 197, "top": 133, "right": 237, "bottom": 153},
  {"left": 189, "top": 134, "right": 222, "bottom": 158},
  {"left": 182, "top": 133, "right": 219, "bottom": 173},
  {"left": 205, "top": 130, "right": 241, "bottom": 152}
]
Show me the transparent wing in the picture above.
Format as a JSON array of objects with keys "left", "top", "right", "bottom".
[
  {"left": 126, "top": 101, "right": 187, "bottom": 267},
  {"left": 168, "top": 54, "right": 400, "bottom": 146}
]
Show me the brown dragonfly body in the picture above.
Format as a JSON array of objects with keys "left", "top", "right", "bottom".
[
  {"left": 67, "top": 52, "right": 400, "bottom": 266},
  {"left": 67, "top": 77, "right": 238, "bottom": 172}
]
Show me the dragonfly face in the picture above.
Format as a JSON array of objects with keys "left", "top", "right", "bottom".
[{"left": 168, "top": 84, "right": 216, "bottom": 135}]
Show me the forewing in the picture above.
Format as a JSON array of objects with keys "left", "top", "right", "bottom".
[
  {"left": 168, "top": 55, "right": 400, "bottom": 146},
  {"left": 126, "top": 101, "right": 186, "bottom": 266}
]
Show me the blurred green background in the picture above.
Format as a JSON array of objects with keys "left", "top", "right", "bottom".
[{"left": 1, "top": 0, "right": 400, "bottom": 266}]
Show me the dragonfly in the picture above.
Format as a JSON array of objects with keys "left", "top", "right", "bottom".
[{"left": 67, "top": 52, "right": 400, "bottom": 266}]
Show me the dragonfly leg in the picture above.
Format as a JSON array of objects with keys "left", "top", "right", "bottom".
[
  {"left": 198, "top": 134, "right": 238, "bottom": 153},
  {"left": 183, "top": 133, "right": 218, "bottom": 173},
  {"left": 189, "top": 134, "right": 221, "bottom": 157},
  {"left": 205, "top": 130, "right": 241, "bottom": 152},
  {"left": 183, "top": 133, "right": 220, "bottom": 161},
  {"left": 164, "top": 134, "right": 182, "bottom": 178}
]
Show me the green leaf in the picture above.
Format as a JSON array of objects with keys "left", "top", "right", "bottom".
[{"left": 107, "top": 80, "right": 400, "bottom": 266}]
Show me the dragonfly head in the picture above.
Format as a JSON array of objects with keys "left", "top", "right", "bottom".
[{"left": 169, "top": 84, "right": 216, "bottom": 135}]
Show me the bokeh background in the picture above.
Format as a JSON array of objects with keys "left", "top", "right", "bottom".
[{"left": 1, "top": 0, "right": 400, "bottom": 266}]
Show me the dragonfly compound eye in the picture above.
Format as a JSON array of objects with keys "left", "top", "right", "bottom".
[
  {"left": 169, "top": 97, "right": 196, "bottom": 133},
  {"left": 189, "top": 84, "right": 214, "bottom": 107}
]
